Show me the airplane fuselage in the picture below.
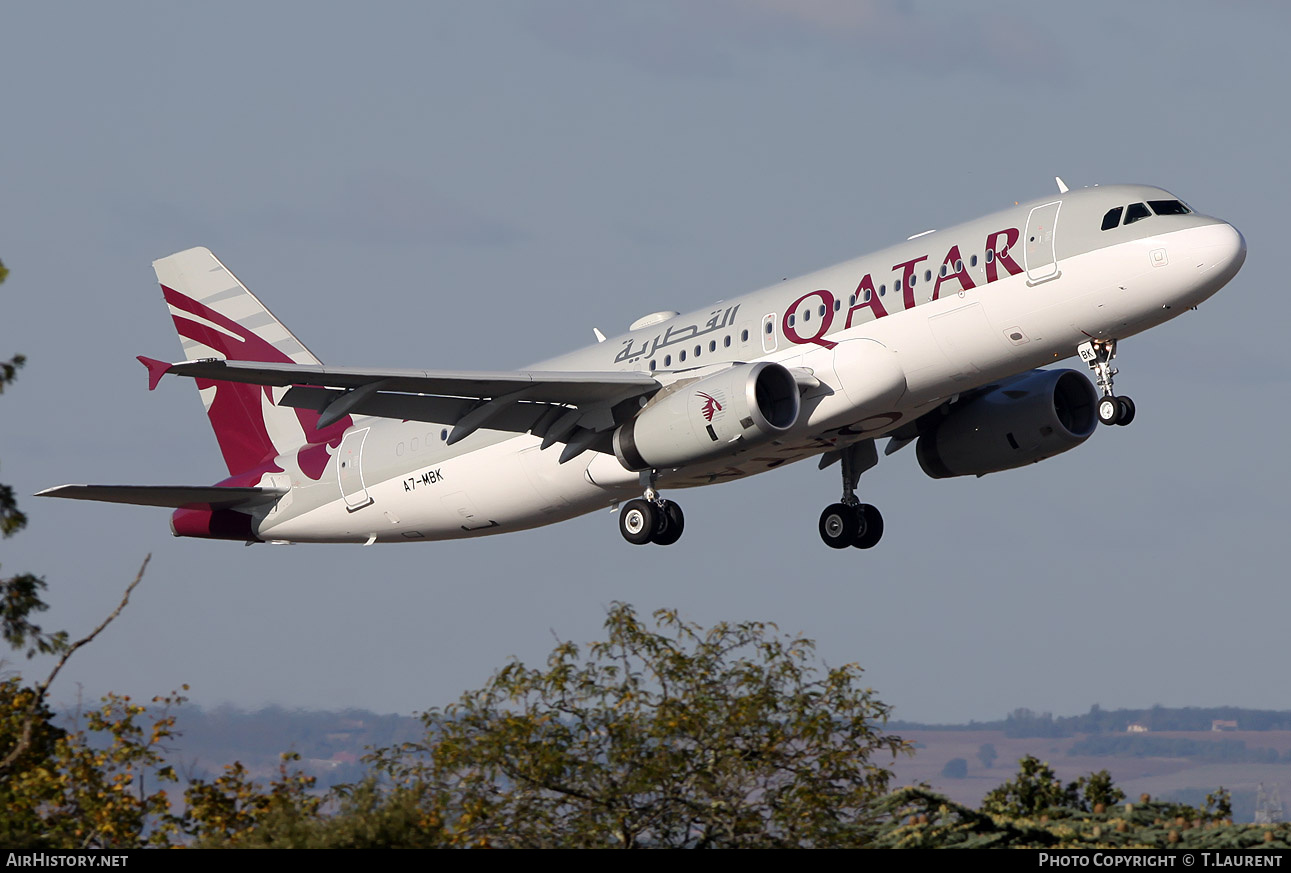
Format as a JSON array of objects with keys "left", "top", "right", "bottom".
[{"left": 208, "top": 184, "right": 1243, "bottom": 544}]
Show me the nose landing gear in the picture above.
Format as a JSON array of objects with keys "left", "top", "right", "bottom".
[
  {"left": 619, "top": 471, "right": 685, "bottom": 546},
  {"left": 817, "top": 439, "right": 885, "bottom": 550},
  {"left": 1080, "top": 339, "right": 1136, "bottom": 427}
]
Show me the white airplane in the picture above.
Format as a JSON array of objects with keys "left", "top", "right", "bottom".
[{"left": 40, "top": 181, "right": 1245, "bottom": 549}]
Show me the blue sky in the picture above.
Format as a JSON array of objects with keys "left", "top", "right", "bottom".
[{"left": 2, "top": 1, "right": 1286, "bottom": 723}]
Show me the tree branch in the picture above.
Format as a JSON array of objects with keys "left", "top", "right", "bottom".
[{"left": 0, "top": 555, "right": 150, "bottom": 775}]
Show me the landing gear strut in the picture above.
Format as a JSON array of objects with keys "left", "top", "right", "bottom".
[
  {"left": 1079, "top": 338, "right": 1135, "bottom": 427},
  {"left": 619, "top": 470, "right": 685, "bottom": 546},
  {"left": 817, "top": 440, "right": 885, "bottom": 550}
]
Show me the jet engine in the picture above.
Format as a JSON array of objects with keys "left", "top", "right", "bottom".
[
  {"left": 614, "top": 361, "right": 800, "bottom": 471},
  {"left": 916, "top": 369, "right": 1098, "bottom": 479}
]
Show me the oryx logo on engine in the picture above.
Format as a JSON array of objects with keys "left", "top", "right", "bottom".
[{"left": 697, "top": 391, "right": 723, "bottom": 423}]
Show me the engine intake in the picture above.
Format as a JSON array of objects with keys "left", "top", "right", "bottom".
[
  {"left": 614, "top": 361, "right": 799, "bottom": 472},
  {"left": 916, "top": 369, "right": 1098, "bottom": 479}
]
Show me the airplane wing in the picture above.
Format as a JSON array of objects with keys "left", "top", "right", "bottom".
[
  {"left": 35, "top": 484, "right": 287, "bottom": 510},
  {"left": 139, "top": 357, "right": 663, "bottom": 462}
]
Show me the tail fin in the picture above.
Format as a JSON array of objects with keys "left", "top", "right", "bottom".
[{"left": 153, "top": 247, "right": 350, "bottom": 476}]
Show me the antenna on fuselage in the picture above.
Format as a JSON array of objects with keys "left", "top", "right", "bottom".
[{"left": 1055, "top": 176, "right": 1070, "bottom": 194}]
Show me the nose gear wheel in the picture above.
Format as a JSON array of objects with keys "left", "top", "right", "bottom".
[{"left": 1080, "top": 338, "right": 1135, "bottom": 427}]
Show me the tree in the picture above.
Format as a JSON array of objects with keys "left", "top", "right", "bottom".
[
  {"left": 941, "top": 757, "right": 968, "bottom": 779},
  {"left": 977, "top": 742, "right": 998, "bottom": 769},
  {"left": 369, "top": 603, "right": 910, "bottom": 848},
  {"left": 980, "top": 755, "right": 1125, "bottom": 818},
  {"left": 980, "top": 756, "right": 1080, "bottom": 817}
]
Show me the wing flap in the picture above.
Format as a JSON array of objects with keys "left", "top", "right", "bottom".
[
  {"left": 36, "top": 484, "right": 286, "bottom": 510},
  {"left": 280, "top": 386, "right": 556, "bottom": 436},
  {"left": 149, "top": 359, "right": 659, "bottom": 405}
]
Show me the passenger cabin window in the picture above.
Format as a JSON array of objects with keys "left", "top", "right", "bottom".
[
  {"left": 1149, "top": 199, "right": 1191, "bottom": 216},
  {"left": 1101, "top": 206, "right": 1123, "bottom": 231},
  {"left": 1124, "top": 202, "right": 1151, "bottom": 225}
]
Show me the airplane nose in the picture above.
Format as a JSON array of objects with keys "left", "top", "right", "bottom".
[
  {"left": 1219, "top": 222, "right": 1247, "bottom": 271},
  {"left": 1229, "top": 223, "right": 1248, "bottom": 271},
  {"left": 1195, "top": 221, "right": 1246, "bottom": 284}
]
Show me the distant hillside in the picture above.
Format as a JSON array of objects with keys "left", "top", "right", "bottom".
[{"left": 890, "top": 705, "right": 1291, "bottom": 736}]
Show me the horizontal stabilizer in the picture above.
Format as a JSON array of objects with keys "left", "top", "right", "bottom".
[{"left": 36, "top": 484, "right": 287, "bottom": 510}]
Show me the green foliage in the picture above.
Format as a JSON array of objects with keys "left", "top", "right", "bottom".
[
  {"left": 0, "top": 677, "right": 68, "bottom": 847},
  {"left": 190, "top": 779, "right": 442, "bottom": 849},
  {"left": 183, "top": 752, "right": 323, "bottom": 846},
  {"left": 980, "top": 756, "right": 1080, "bottom": 817},
  {"left": 1077, "top": 769, "right": 1125, "bottom": 810},
  {"left": 2, "top": 573, "right": 69, "bottom": 658},
  {"left": 369, "top": 603, "right": 909, "bottom": 848},
  {"left": 978, "top": 757, "right": 1121, "bottom": 818},
  {"left": 874, "top": 761, "right": 1286, "bottom": 849},
  {"left": 1205, "top": 787, "right": 1233, "bottom": 821},
  {"left": 1, "top": 687, "right": 184, "bottom": 848}
]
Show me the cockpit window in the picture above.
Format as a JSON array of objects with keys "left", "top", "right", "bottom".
[
  {"left": 1124, "top": 202, "right": 1151, "bottom": 225},
  {"left": 1148, "top": 199, "right": 1191, "bottom": 216},
  {"left": 1101, "top": 207, "right": 1124, "bottom": 231}
]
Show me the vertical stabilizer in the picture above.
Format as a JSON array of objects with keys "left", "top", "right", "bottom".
[{"left": 153, "top": 247, "right": 350, "bottom": 476}]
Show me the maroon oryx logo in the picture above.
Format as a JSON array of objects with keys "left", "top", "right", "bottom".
[{"left": 697, "top": 391, "right": 723, "bottom": 422}]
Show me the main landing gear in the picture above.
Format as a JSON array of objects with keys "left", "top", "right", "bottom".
[
  {"left": 817, "top": 440, "right": 885, "bottom": 550},
  {"left": 619, "top": 471, "right": 685, "bottom": 546},
  {"left": 1078, "top": 338, "right": 1136, "bottom": 427}
]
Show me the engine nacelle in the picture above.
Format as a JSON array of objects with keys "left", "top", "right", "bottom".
[
  {"left": 916, "top": 369, "right": 1098, "bottom": 479},
  {"left": 614, "top": 361, "right": 800, "bottom": 472}
]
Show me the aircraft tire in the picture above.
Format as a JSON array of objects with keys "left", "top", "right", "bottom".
[
  {"left": 819, "top": 503, "right": 859, "bottom": 549},
  {"left": 651, "top": 500, "right": 685, "bottom": 546},
  {"left": 853, "top": 504, "right": 884, "bottom": 549},
  {"left": 1115, "top": 396, "right": 1136, "bottom": 426},
  {"left": 1097, "top": 396, "right": 1120, "bottom": 426},
  {"left": 620, "top": 499, "right": 658, "bottom": 546}
]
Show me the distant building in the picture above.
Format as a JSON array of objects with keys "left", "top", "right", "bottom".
[
  {"left": 1211, "top": 719, "right": 1238, "bottom": 732},
  {"left": 1127, "top": 723, "right": 1149, "bottom": 733}
]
